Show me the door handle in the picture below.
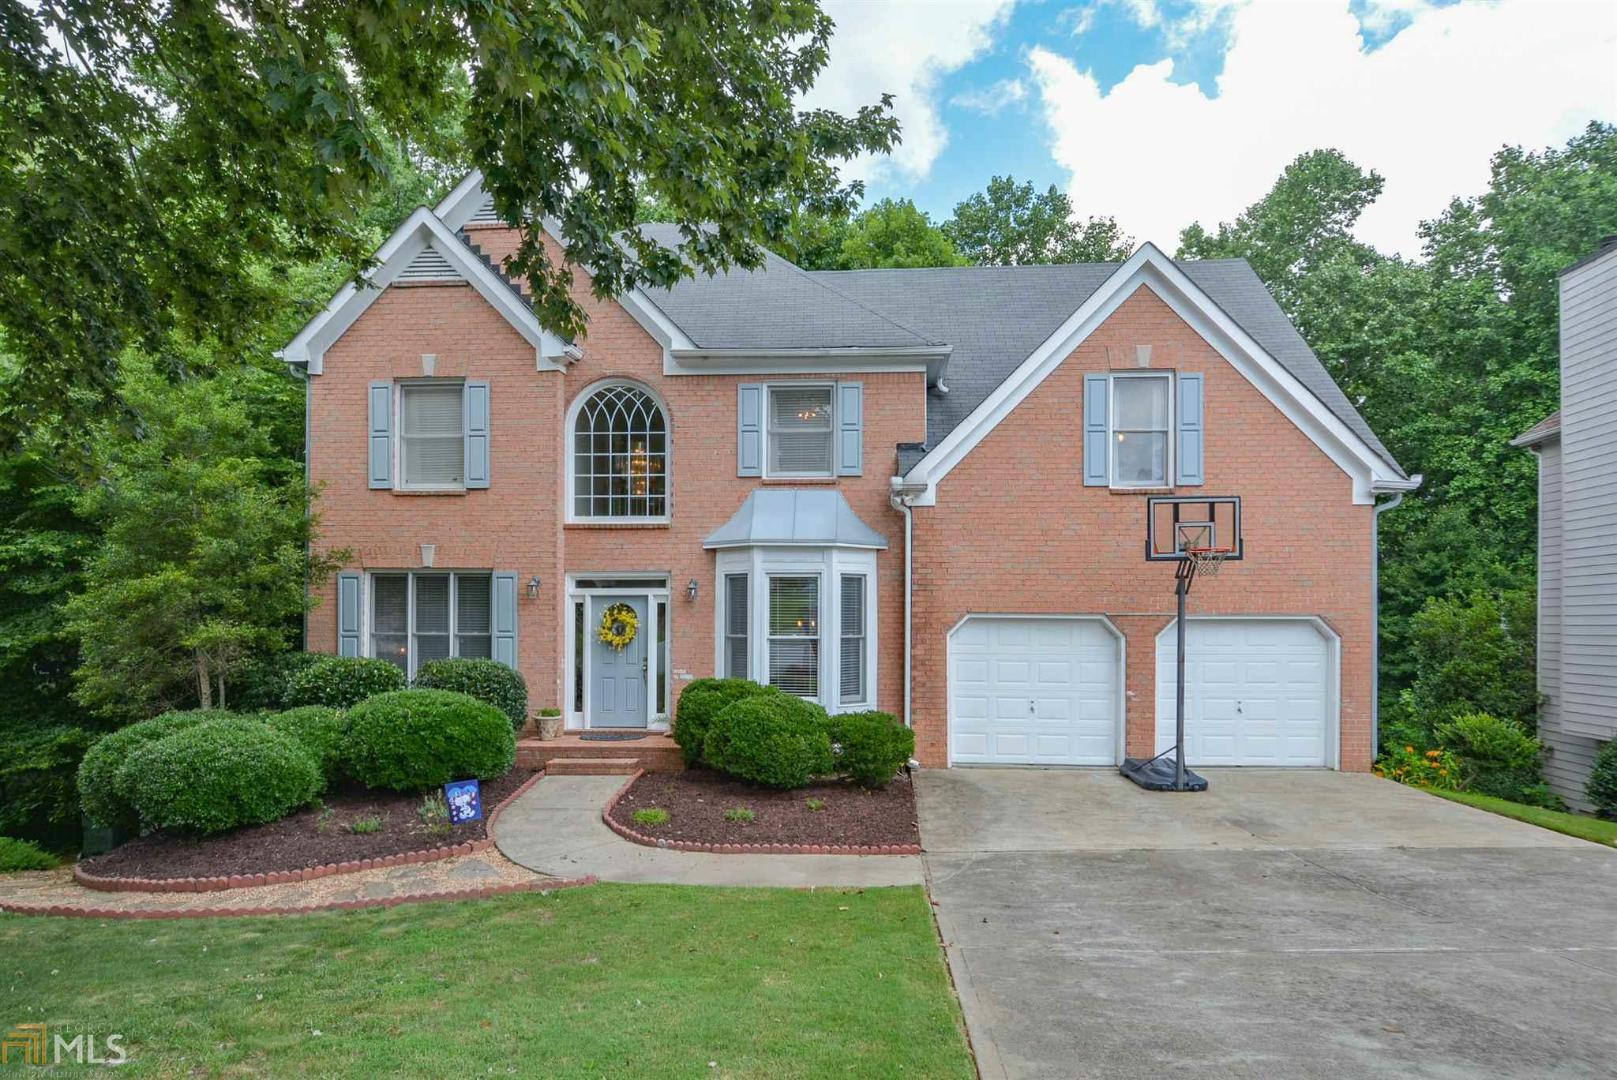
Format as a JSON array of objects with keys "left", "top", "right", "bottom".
[{"left": 642, "top": 657, "right": 648, "bottom": 676}]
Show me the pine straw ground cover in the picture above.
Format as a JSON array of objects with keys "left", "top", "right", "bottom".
[{"left": 0, "top": 884, "right": 973, "bottom": 1078}]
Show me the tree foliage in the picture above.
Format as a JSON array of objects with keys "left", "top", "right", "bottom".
[
  {"left": 0, "top": 0, "right": 897, "bottom": 442},
  {"left": 946, "top": 176, "right": 1132, "bottom": 265}
]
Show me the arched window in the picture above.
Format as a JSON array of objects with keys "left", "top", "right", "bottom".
[{"left": 571, "top": 382, "right": 669, "bottom": 520}]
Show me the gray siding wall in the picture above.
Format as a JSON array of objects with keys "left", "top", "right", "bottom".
[{"left": 1557, "top": 249, "right": 1617, "bottom": 747}]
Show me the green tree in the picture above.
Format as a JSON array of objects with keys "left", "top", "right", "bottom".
[
  {"left": 1, "top": 1, "right": 897, "bottom": 443},
  {"left": 63, "top": 359, "right": 343, "bottom": 719},
  {"left": 1402, "top": 590, "right": 1540, "bottom": 735},
  {"left": 946, "top": 176, "right": 1132, "bottom": 265},
  {"left": 837, "top": 199, "right": 963, "bottom": 269}
]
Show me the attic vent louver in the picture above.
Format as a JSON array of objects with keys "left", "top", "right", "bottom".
[
  {"left": 397, "top": 242, "right": 458, "bottom": 282},
  {"left": 467, "top": 193, "right": 501, "bottom": 225}
]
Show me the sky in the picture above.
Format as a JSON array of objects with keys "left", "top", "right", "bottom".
[{"left": 801, "top": 0, "right": 1617, "bottom": 258}]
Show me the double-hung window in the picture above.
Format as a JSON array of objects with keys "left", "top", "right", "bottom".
[
  {"left": 724, "top": 573, "right": 749, "bottom": 679},
  {"left": 766, "top": 385, "right": 834, "bottom": 477},
  {"left": 766, "top": 575, "right": 820, "bottom": 697},
  {"left": 839, "top": 575, "right": 867, "bottom": 705},
  {"left": 1110, "top": 373, "right": 1172, "bottom": 489},
  {"left": 399, "top": 383, "right": 465, "bottom": 489},
  {"left": 370, "top": 572, "right": 491, "bottom": 678}
]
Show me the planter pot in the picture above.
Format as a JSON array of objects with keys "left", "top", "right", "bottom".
[{"left": 537, "top": 716, "right": 563, "bottom": 741}]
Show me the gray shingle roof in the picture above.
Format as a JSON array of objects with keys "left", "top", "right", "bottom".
[
  {"left": 810, "top": 259, "right": 1404, "bottom": 477},
  {"left": 1510, "top": 410, "right": 1561, "bottom": 447}
]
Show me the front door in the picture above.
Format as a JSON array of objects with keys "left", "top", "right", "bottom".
[{"left": 589, "top": 595, "right": 649, "bottom": 728}]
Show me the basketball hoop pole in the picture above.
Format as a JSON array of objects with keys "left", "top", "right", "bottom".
[{"left": 1173, "top": 559, "right": 1195, "bottom": 792}]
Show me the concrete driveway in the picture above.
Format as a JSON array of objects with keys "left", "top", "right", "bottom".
[{"left": 916, "top": 768, "right": 1617, "bottom": 1080}]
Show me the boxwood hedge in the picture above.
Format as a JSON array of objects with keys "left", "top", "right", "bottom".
[
  {"left": 414, "top": 658, "right": 528, "bottom": 730},
  {"left": 77, "top": 709, "right": 238, "bottom": 831},
  {"left": 285, "top": 656, "right": 406, "bottom": 710},
  {"left": 702, "top": 693, "right": 833, "bottom": 789},
  {"left": 344, "top": 690, "right": 516, "bottom": 791},
  {"left": 128, "top": 717, "right": 323, "bottom": 835}
]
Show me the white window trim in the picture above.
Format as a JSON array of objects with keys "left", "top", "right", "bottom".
[
  {"left": 562, "top": 576, "right": 673, "bottom": 732},
  {"left": 396, "top": 378, "right": 467, "bottom": 493},
  {"left": 564, "top": 378, "right": 673, "bottom": 524},
  {"left": 763, "top": 382, "right": 837, "bottom": 480},
  {"left": 1107, "top": 370, "right": 1174, "bottom": 491},
  {"left": 365, "top": 570, "right": 493, "bottom": 679},
  {"left": 711, "top": 547, "right": 877, "bottom": 712},
  {"left": 766, "top": 571, "right": 823, "bottom": 700}
]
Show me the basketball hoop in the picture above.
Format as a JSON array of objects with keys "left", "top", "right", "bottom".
[{"left": 1185, "top": 546, "right": 1230, "bottom": 578}]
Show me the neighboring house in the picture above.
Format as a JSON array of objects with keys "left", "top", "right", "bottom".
[
  {"left": 281, "top": 173, "right": 1416, "bottom": 770},
  {"left": 1512, "top": 235, "right": 1617, "bottom": 810}
]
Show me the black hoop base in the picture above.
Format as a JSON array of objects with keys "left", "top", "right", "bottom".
[{"left": 1121, "top": 753, "right": 1209, "bottom": 792}]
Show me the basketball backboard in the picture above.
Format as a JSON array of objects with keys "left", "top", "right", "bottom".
[{"left": 1147, "top": 496, "right": 1243, "bottom": 562}]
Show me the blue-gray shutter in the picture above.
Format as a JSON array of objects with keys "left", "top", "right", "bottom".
[
  {"left": 492, "top": 572, "right": 518, "bottom": 668},
  {"left": 1082, "top": 374, "right": 1109, "bottom": 486},
  {"left": 368, "top": 381, "right": 393, "bottom": 489},
  {"left": 836, "top": 381, "right": 863, "bottom": 476},
  {"left": 464, "top": 380, "right": 490, "bottom": 489},
  {"left": 737, "top": 383, "right": 763, "bottom": 476},
  {"left": 337, "top": 572, "right": 363, "bottom": 657},
  {"left": 1176, "top": 372, "right": 1204, "bottom": 486}
]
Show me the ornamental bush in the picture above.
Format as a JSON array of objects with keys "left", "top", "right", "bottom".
[
  {"left": 0, "top": 836, "right": 57, "bottom": 872},
  {"left": 128, "top": 717, "right": 323, "bottom": 835},
  {"left": 1374, "top": 743, "right": 1461, "bottom": 790},
  {"left": 284, "top": 655, "right": 406, "bottom": 710},
  {"left": 702, "top": 693, "right": 833, "bottom": 789},
  {"left": 265, "top": 706, "right": 348, "bottom": 782},
  {"left": 414, "top": 658, "right": 528, "bottom": 731},
  {"left": 1587, "top": 741, "right": 1617, "bottom": 820},
  {"left": 1436, "top": 711, "right": 1559, "bottom": 807},
  {"left": 232, "top": 652, "right": 326, "bottom": 712},
  {"left": 77, "top": 709, "right": 237, "bottom": 831},
  {"left": 344, "top": 690, "right": 516, "bottom": 792},
  {"left": 825, "top": 710, "right": 914, "bottom": 788},
  {"left": 674, "top": 678, "right": 777, "bottom": 766}
]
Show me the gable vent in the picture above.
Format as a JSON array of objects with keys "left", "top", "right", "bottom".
[
  {"left": 467, "top": 193, "right": 501, "bottom": 225},
  {"left": 397, "top": 242, "right": 459, "bottom": 283}
]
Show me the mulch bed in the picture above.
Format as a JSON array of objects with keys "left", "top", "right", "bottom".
[
  {"left": 607, "top": 769, "right": 919, "bottom": 848},
  {"left": 76, "top": 768, "right": 537, "bottom": 882}
]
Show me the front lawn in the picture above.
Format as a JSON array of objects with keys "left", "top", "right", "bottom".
[
  {"left": 1428, "top": 788, "right": 1617, "bottom": 847},
  {"left": 0, "top": 884, "right": 973, "bottom": 1078}
]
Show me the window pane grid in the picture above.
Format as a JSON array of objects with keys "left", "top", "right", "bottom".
[
  {"left": 768, "top": 575, "right": 819, "bottom": 698},
  {"left": 839, "top": 575, "right": 865, "bottom": 704},
  {"left": 767, "top": 385, "right": 834, "bottom": 476},
  {"left": 370, "top": 571, "right": 493, "bottom": 678},
  {"left": 572, "top": 385, "right": 668, "bottom": 518}
]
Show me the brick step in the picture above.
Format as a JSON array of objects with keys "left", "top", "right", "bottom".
[
  {"left": 544, "top": 756, "right": 644, "bottom": 776},
  {"left": 518, "top": 735, "right": 683, "bottom": 773}
]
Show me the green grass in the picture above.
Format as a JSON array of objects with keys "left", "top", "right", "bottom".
[
  {"left": 0, "top": 884, "right": 972, "bottom": 1078},
  {"left": 631, "top": 807, "right": 669, "bottom": 826},
  {"left": 1429, "top": 788, "right": 1617, "bottom": 847}
]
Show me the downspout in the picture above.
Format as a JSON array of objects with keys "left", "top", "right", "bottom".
[
  {"left": 889, "top": 492, "right": 915, "bottom": 732},
  {"left": 1371, "top": 490, "right": 1406, "bottom": 755},
  {"left": 285, "top": 356, "right": 313, "bottom": 650}
]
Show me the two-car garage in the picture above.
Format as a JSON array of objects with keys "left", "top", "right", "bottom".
[{"left": 947, "top": 615, "right": 1336, "bottom": 768}]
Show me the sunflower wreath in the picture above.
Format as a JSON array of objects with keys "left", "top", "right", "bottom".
[{"left": 596, "top": 602, "right": 640, "bottom": 651}]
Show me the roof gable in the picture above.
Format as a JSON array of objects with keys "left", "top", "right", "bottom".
[{"left": 279, "top": 206, "right": 570, "bottom": 374}]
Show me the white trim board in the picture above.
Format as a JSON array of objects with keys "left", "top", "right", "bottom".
[
  {"left": 278, "top": 205, "right": 570, "bottom": 375},
  {"left": 899, "top": 243, "right": 1415, "bottom": 507}
]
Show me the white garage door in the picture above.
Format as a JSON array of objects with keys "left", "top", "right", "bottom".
[
  {"left": 1156, "top": 619, "right": 1331, "bottom": 767},
  {"left": 950, "top": 617, "right": 1120, "bottom": 765}
]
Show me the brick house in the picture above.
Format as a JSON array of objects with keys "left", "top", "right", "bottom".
[{"left": 281, "top": 173, "right": 1417, "bottom": 771}]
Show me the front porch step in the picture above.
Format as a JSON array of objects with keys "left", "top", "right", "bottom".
[
  {"left": 518, "top": 734, "right": 684, "bottom": 773},
  {"left": 543, "top": 756, "right": 645, "bottom": 776}
]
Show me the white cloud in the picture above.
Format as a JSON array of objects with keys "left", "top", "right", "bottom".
[
  {"left": 951, "top": 78, "right": 1030, "bottom": 116},
  {"left": 1028, "top": 0, "right": 1617, "bottom": 256},
  {"left": 804, "top": 0, "right": 1017, "bottom": 185}
]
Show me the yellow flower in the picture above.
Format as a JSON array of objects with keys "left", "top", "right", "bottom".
[
  {"left": 1426, "top": 749, "right": 1441, "bottom": 759},
  {"left": 1405, "top": 745, "right": 1415, "bottom": 754}
]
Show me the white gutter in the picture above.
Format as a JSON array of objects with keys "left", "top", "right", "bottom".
[{"left": 889, "top": 470, "right": 930, "bottom": 736}]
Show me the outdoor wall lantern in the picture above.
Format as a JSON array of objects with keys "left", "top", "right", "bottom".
[
  {"left": 526, "top": 576, "right": 541, "bottom": 599},
  {"left": 686, "top": 578, "right": 699, "bottom": 601}
]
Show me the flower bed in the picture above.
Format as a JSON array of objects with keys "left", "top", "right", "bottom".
[
  {"left": 75, "top": 769, "right": 538, "bottom": 890},
  {"left": 605, "top": 769, "right": 920, "bottom": 854}
]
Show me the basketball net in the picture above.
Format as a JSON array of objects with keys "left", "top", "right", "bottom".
[{"left": 1185, "top": 546, "right": 1230, "bottom": 578}]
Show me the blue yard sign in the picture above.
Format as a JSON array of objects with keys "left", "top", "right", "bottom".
[{"left": 444, "top": 778, "right": 483, "bottom": 824}]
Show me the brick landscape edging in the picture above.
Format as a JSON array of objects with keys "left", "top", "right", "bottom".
[
  {"left": 73, "top": 770, "right": 547, "bottom": 894},
  {"left": 601, "top": 770, "right": 924, "bottom": 856},
  {"left": 0, "top": 875, "right": 598, "bottom": 920}
]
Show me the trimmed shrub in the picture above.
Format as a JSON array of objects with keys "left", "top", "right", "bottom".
[
  {"left": 285, "top": 656, "right": 406, "bottom": 710},
  {"left": 345, "top": 690, "right": 516, "bottom": 792},
  {"left": 128, "top": 717, "right": 323, "bottom": 835},
  {"left": 1436, "top": 711, "right": 1559, "bottom": 807},
  {"left": 1586, "top": 741, "right": 1617, "bottom": 820},
  {"left": 414, "top": 658, "right": 528, "bottom": 730},
  {"left": 674, "top": 678, "right": 777, "bottom": 766},
  {"left": 265, "top": 706, "right": 348, "bottom": 782},
  {"left": 825, "top": 710, "right": 914, "bottom": 787},
  {"left": 0, "top": 836, "right": 57, "bottom": 872},
  {"left": 232, "top": 651, "right": 325, "bottom": 712},
  {"left": 702, "top": 694, "right": 833, "bottom": 789},
  {"left": 77, "top": 710, "right": 237, "bottom": 831}
]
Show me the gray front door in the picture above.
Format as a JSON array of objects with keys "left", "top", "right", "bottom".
[{"left": 589, "top": 595, "right": 648, "bottom": 728}]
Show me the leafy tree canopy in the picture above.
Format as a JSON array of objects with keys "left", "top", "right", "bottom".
[
  {"left": 0, "top": 0, "right": 897, "bottom": 444},
  {"left": 836, "top": 198, "right": 964, "bottom": 269},
  {"left": 946, "top": 176, "right": 1132, "bottom": 265}
]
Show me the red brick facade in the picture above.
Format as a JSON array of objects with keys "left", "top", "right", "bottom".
[{"left": 307, "top": 229, "right": 1375, "bottom": 771}]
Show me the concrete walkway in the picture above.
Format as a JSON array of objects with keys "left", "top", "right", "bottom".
[{"left": 494, "top": 775, "right": 924, "bottom": 888}]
